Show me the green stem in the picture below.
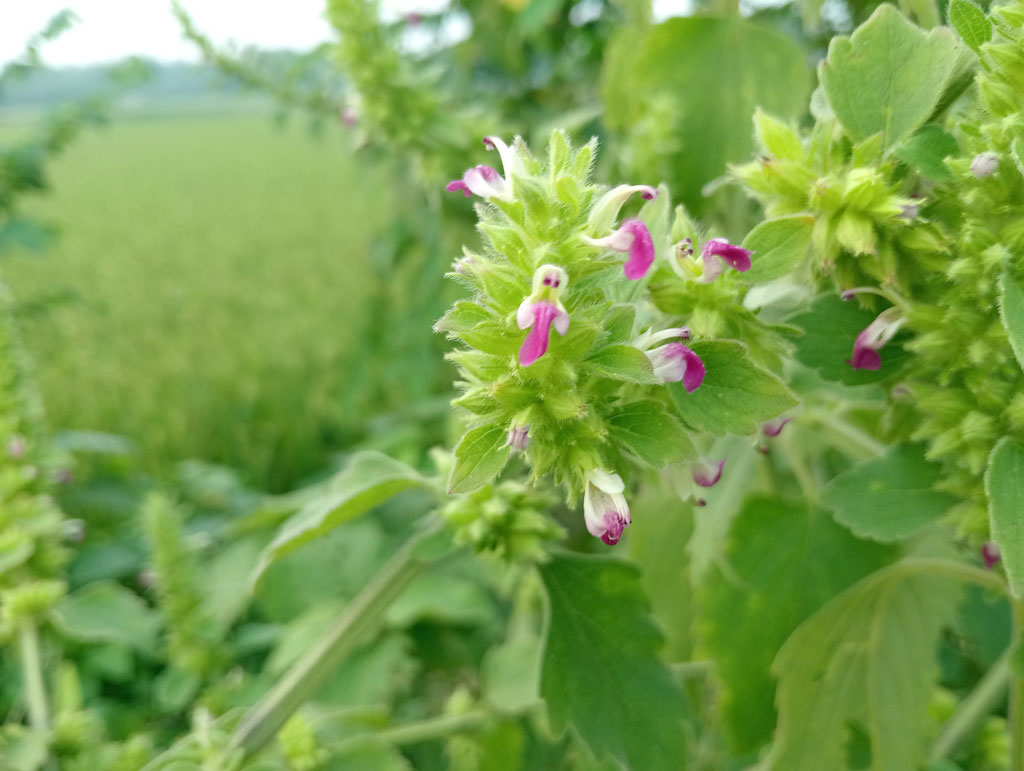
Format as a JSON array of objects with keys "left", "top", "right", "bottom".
[
  {"left": 670, "top": 660, "right": 714, "bottom": 679},
  {"left": 229, "top": 529, "right": 432, "bottom": 759},
  {"left": 811, "top": 412, "right": 886, "bottom": 459},
  {"left": 1011, "top": 598, "right": 1024, "bottom": 771},
  {"left": 929, "top": 648, "right": 1011, "bottom": 763},
  {"left": 19, "top": 620, "right": 50, "bottom": 734},
  {"left": 896, "top": 558, "right": 1008, "bottom": 595}
]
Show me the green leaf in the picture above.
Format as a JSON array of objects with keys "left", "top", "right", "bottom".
[
  {"left": 629, "top": 488, "right": 695, "bottom": 662},
  {"left": 483, "top": 636, "right": 542, "bottom": 713},
  {"left": 669, "top": 340, "right": 797, "bottom": 435},
  {"left": 540, "top": 552, "right": 687, "bottom": 771},
  {"left": 791, "top": 294, "right": 910, "bottom": 384},
  {"left": 385, "top": 569, "right": 497, "bottom": 628},
  {"left": 0, "top": 217, "right": 56, "bottom": 255},
  {"left": 986, "top": 437, "right": 1024, "bottom": 597},
  {"left": 606, "top": 400, "right": 696, "bottom": 467},
  {"left": 999, "top": 272, "right": 1024, "bottom": 372},
  {"left": 821, "top": 5, "right": 963, "bottom": 148},
  {"left": 253, "top": 452, "right": 427, "bottom": 583},
  {"left": 54, "top": 580, "right": 161, "bottom": 651},
  {"left": 602, "top": 16, "right": 810, "bottom": 212},
  {"left": 739, "top": 216, "right": 813, "bottom": 283},
  {"left": 821, "top": 443, "right": 956, "bottom": 541},
  {"left": 766, "top": 563, "right": 961, "bottom": 771},
  {"left": 893, "top": 125, "right": 958, "bottom": 180},
  {"left": 448, "top": 424, "right": 511, "bottom": 493},
  {"left": 701, "top": 497, "right": 894, "bottom": 752},
  {"left": 584, "top": 344, "right": 659, "bottom": 384},
  {"left": 949, "top": 0, "right": 991, "bottom": 53}
]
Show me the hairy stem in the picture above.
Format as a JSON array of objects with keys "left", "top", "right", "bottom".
[
  {"left": 929, "top": 648, "right": 1011, "bottom": 763},
  {"left": 19, "top": 621, "right": 50, "bottom": 733},
  {"left": 229, "top": 528, "right": 433, "bottom": 759}
]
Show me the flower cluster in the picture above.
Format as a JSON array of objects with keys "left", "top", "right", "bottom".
[
  {"left": 436, "top": 132, "right": 770, "bottom": 546},
  {"left": 731, "top": 0, "right": 1024, "bottom": 541}
]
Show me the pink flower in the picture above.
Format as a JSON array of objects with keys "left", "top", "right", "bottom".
[
  {"left": 696, "top": 238, "right": 753, "bottom": 283},
  {"left": 583, "top": 469, "right": 631, "bottom": 546},
  {"left": 982, "top": 541, "right": 1001, "bottom": 569},
  {"left": 847, "top": 307, "right": 904, "bottom": 371},
  {"left": 631, "top": 327, "right": 705, "bottom": 392},
  {"left": 582, "top": 218, "right": 656, "bottom": 280},
  {"left": 516, "top": 265, "right": 570, "bottom": 367},
  {"left": 692, "top": 457, "right": 725, "bottom": 487},
  {"left": 446, "top": 136, "right": 522, "bottom": 202},
  {"left": 507, "top": 423, "right": 530, "bottom": 452},
  {"left": 762, "top": 417, "right": 792, "bottom": 437},
  {"left": 586, "top": 184, "right": 658, "bottom": 233}
]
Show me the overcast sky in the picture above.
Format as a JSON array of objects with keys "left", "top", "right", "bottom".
[
  {"left": 0, "top": 1, "right": 343, "bottom": 68},
  {"left": 0, "top": 0, "right": 696, "bottom": 69}
]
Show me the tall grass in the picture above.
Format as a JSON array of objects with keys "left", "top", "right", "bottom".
[{"left": 1, "top": 111, "right": 394, "bottom": 490}]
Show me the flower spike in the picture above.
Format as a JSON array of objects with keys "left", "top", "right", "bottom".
[
  {"left": 847, "top": 307, "right": 905, "bottom": 371},
  {"left": 582, "top": 218, "right": 655, "bottom": 280},
  {"left": 516, "top": 264, "right": 570, "bottom": 367},
  {"left": 583, "top": 469, "right": 631, "bottom": 546}
]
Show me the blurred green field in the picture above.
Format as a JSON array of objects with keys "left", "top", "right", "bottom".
[{"left": 0, "top": 110, "right": 393, "bottom": 490}]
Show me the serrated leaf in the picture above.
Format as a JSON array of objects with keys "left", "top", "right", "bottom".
[
  {"left": 766, "top": 563, "right": 961, "bottom": 771},
  {"left": 999, "top": 272, "right": 1024, "bottom": 372},
  {"left": 701, "top": 497, "right": 894, "bottom": 752},
  {"left": 584, "top": 345, "right": 659, "bottom": 384},
  {"left": 740, "top": 215, "right": 814, "bottom": 283},
  {"left": 792, "top": 294, "right": 911, "bottom": 384},
  {"left": 821, "top": 443, "right": 956, "bottom": 541},
  {"left": 949, "top": 0, "right": 991, "bottom": 53},
  {"left": 54, "top": 580, "right": 161, "bottom": 651},
  {"left": 893, "top": 125, "right": 958, "bottom": 180},
  {"left": 986, "top": 437, "right": 1024, "bottom": 597},
  {"left": 449, "top": 424, "right": 510, "bottom": 493},
  {"left": 606, "top": 400, "right": 696, "bottom": 466},
  {"left": 669, "top": 340, "right": 797, "bottom": 435},
  {"left": 253, "top": 453, "right": 427, "bottom": 583},
  {"left": 821, "top": 5, "right": 963, "bottom": 148},
  {"left": 540, "top": 552, "right": 687, "bottom": 771}
]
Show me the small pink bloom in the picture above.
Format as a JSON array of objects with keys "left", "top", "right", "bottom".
[
  {"left": 340, "top": 106, "right": 358, "bottom": 127},
  {"left": 582, "top": 218, "right": 655, "bottom": 280},
  {"left": 648, "top": 344, "right": 705, "bottom": 392},
  {"left": 697, "top": 238, "right": 753, "bottom": 283},
  {"left": 583, "top": 469, "right": 631, "bottom": 546},
  {"left": 762, "top": 417, "right": 792, "bottom": 437},
  {"left": 586, "top": 184, "right": 658, "bottom": 232},
  {"left": 693, "top": 458, "right": 725, "bottom": 488},
  {"left": 971, "top": 152, "right": 999, "bottom": 178},
  {"left": 847, "top": 307, "right": 904, "bottom": 371},
  {"left": 507, "top": 424, "right": 530, "bottom": 452},
  {"left": 6, "top": 435, "right": 25, "bottom": 459},
  {"left": 446, "top": 136, "right": 523, "bottom": 202},
  {"left": 516, "top": 265, "right": 570, "bottom": 367},
  {"left": 982, "top": 541, "right": 1001, "bottom": 569}
]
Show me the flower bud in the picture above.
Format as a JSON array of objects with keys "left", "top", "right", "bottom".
[{"left": 970, "top": 152, "right": 999, "bottom": 178}]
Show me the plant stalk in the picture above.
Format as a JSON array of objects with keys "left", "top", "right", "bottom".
[
  {"left": 19, "top": 620, "right": 50, "bottom": 734},
  {"left": 229, "top": 529, "right": 432, "bottom": 759},
  {"left": 929, "top": 648, "right": 1011, "bottom": 763},
  {"left": 1011, "top": 597, "right": 1024, "bottom": 771}
]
